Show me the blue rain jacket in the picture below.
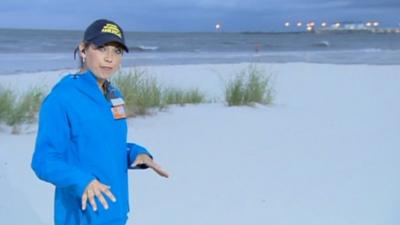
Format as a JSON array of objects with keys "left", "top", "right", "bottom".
[{"left": 31, "top": 70, "right": 151, "bottom": 225}]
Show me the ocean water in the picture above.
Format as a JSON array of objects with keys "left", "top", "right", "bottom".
[{"left": 0, "top": 29, "right": 399, "bottom": 74}]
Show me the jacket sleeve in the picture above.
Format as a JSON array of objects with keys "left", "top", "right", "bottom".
[
  {"left": 127, "top": 142, "right": 153, "bottom": 169},
  {"left": 31, "top": 94, "right": 95, "bottom": 198}
]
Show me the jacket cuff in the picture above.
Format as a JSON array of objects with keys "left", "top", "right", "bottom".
[
  {"left": 74, "top": 173, "right": 96, "bottom": 199},
  {"left": 127, "top": 142, "right": 153, "bottom": 169}
]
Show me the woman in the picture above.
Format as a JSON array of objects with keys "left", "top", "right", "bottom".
[{"left": 31, "top": 19, "right": 169, "bottom": 225}]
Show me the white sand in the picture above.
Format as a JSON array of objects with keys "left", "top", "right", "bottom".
[{"left": 0, "top": 63, "right": 399, "bottom": 225}]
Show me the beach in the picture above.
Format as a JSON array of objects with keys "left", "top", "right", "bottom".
[{"left": 0, "top": 62, "right": 399, "bottom": 225}]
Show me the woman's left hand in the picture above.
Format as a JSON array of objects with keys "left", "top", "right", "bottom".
[{"left": 133, "top": 154, "right": 170, "bottom": 178}]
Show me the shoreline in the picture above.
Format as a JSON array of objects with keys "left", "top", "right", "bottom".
[
  {"left": 2, "top": 60, "right": 400, "bottom": 76},
  {"left": 2, "top": 61, "right": 400, "bottom": 74},
  {"left": 2, "top": 47, "right": 400, "bottom": 76},
  {"left": 0, "top": 60, "right": 400, "bottom": 78}
]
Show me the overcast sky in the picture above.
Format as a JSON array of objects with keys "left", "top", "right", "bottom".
[{"left": 0, "top": 0, "right": 399, "bottom": 32}]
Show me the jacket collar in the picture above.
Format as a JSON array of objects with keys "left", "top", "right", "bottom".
[{"left": 74, "top": 70, "right": 111, "bottom": 106}]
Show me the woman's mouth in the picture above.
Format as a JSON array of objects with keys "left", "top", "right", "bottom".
[{"left": 100, "top": 66, "right": 113, "bottom": 72}]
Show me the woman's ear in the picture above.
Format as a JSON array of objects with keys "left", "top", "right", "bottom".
[{"left": 78, "top": 43, "right": 87, "bottom": 58}]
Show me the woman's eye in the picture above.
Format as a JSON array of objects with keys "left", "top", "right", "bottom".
[
  {"left": 97, "top": 46, "right": 106, "bottom": 52},
  {"left": 114, "top": 48, "right": 123, "bottom": 55}
]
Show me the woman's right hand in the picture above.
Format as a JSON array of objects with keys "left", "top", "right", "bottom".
[{"left": 81, "top": 179, "right": 116, "bottom": 211}]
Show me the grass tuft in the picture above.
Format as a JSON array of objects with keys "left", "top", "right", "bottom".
[
  {"left": 113, "top": 69, "right": 161, "bottom": 116},
  {"left": 162, "top": 87, "right": 206, "bottom": 106},
  {"left": 113, "top": 68, "right": 206, "bottom": 116},
  {"left": 225, "top": 64, "right": 274, "bottom": 106},
  {"left": 0, "top": 86, "right": 46, "bottom": 134},
  {"left": 0, "top": 87, "right": 13, "bottom": 123}
]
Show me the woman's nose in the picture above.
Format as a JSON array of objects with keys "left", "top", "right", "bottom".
[{"left": 104, "top": 48, "right": 113, "bottom": 62}]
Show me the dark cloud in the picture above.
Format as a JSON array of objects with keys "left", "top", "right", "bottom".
[{"left": 0, "top": 0, "right": 398, "bottom": 31}]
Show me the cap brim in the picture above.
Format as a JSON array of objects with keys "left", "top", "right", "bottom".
[{"left": 89, "top": 34, "right": 129, "bottom": 53}]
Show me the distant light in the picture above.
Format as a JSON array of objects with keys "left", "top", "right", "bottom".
[
  {"left": 366, "top": 22, "right": 372, "bottom": 27},
  {"left": 297, "top": 22, "right": 302, "bottom": 27},
  {"left": 284, "top": 22, "right": 290, "bottom": 27},
  {"left": 306, "top": 26, "right": 313, "bottom": 32},
  {"left": 308, "top": 21, "right": 315, "bottom": 27},
  {"left": 215, "top": 23, "right": 222, "bottom": 32},
  {"left": 334, "top": 22, "right": 341, "bottom": 28},
  {"left": 321, "top": 22, "right": 327, "bottom": 27},
  {"left": 373, "top": 21, "right": 379, "bottom": 27}
]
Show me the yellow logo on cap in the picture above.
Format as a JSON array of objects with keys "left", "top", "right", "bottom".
[{"left": 101, "top": 23, "right": 122, "bottom": 38}]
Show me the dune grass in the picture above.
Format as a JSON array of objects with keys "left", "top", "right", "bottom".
[
  {"left": 225, "top": 64, "right": 274, "bottom": 106},
  {"left": 113, "top": 68, "right": 207, "bottom": 116},
  {"left": 0, "top": 87, "right": 13, "bottom": 122},
  {"left": 113, "top": 69, "right": 162, "bottom": 116},
  {"left": 0, "top": 86, "right": 46, "bottom": 134},
  {"left": 162, "top": 87, "right": 206, "bottom": 106}
]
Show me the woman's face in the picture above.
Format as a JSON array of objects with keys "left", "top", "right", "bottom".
[{"left": 79, "top": 42, "right": 123, "bottom": 80}]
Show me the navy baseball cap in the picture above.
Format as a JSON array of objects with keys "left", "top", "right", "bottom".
[{"left": 82, "top": 19, "right": 129, "bottom": 52}]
